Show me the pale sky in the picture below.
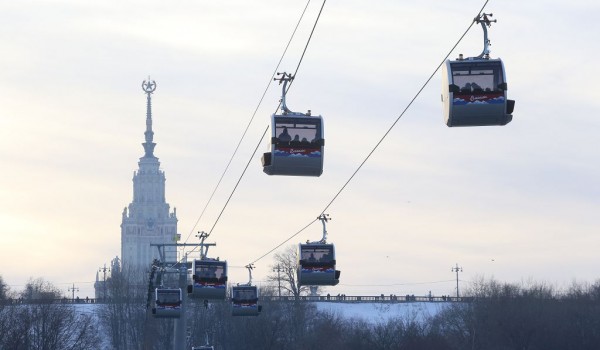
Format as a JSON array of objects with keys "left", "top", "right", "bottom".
[{"left": 1, "top": 0, "right": 599, "bottom": 299}]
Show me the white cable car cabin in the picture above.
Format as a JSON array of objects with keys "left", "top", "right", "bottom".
[
  {"left": 441, "top": 13, "right": 515, "bottom": 127},
  {"left": 262, "top": 115, "right": 324, "bottom": 176},
  {"left": 187, "top": 259, "right": 227, "bottom": 300},
  {"left": 261, "top": 72, "right": 324, "bottom": 177},
  {"left": 298, "top": 243, "right": 339, "bottom": 286},
  {"left": 152, "top": 288, "right": 182, "bottom": 318},
  {"left": 231, "top": 264, "right": 262, "bottom": 316},
  {"left": 298, "top": 215, "right": 340, "bottom": 286},
  {"left": 442, "top": 58, "right": 514, "bottom": 126},
  {"left": 231, "top": 285, "right": 262, "bottom": 316}
]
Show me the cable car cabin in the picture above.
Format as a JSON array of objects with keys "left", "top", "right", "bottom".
[
  {"left": 262, "top": 114, "right": 324, "bottom": 176},
  {"left": 442, "top": 58, "right": 515, "bottom": 127},
  {"left": 231, "top": 285, "right": 261, "bottom": 316},
  {"left": 298, "top": 243, "right": 340, "bottom": 286},
  {"left": 187, "top": 259, "right": 227, "bottom": 300},
  {"left": 152, "top": 288, "right": 182, "bottom": 318}
]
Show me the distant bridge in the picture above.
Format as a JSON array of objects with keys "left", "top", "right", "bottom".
[
  {"left": 264, "top": 295, "right": 468, "bottom": 303},
  {"left": 1, "top": 294, "right": 469, "bottom": 305}
]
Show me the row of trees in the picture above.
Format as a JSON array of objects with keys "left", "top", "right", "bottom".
[
  {"left": 183, "top": 279, "right": 600, "bottom": 350},
  {"left": 2, "top": 250, "right": 600, "bottom": 350},
  {"left": 91, "top": 250, "right": 600, "bottom": 350},
  {"left": 0, "top": 277, "right": 99, "bottom": 349},
  {"left": 96, "top": 265, "right": 176, "bottom": 350},
  {"left": 97, "top": 273, "right": 600, "bottom": 350},
  {"left": 433, "top": 278, "right": 600, "bottom": 350},
  {"left": 186, "top": 289, "right": 446, "bottom": 350}
]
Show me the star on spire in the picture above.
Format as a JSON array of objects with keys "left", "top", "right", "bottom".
[{"left": 141, "top": 77, "right": 157, "bottom": 158}]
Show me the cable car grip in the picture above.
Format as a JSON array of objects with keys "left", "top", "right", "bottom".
[
  {"left": 241, "top": 264, "right": 254, "bottom": 286},
  {"left": 306, "top": 214, "right": 331, "bottom": 244},
  {"left": 195, "top": 231, "right": 214, "bottom": 260},
  {"left": 474, "top": 13, "right": 497, "bottom": 59},
  {"left": 275, "top": 72, "right": 294, "bottom": 114}
]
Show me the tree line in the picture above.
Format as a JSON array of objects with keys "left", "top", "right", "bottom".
[
  {"left": 0, "top": 276, "right": 99, "bottom": 349},
  {"left": 2, "top": 265, "right": 600, "bottom": 349},
  {"left": 180, "top": 278, "right": 600, "bottom": 350}
]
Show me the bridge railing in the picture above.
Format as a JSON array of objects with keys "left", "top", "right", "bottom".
[
  {"left": 262, "top": 295, "right": 469, "bottom": 303},
  {"left": 1, "top": 297, "right": 99, "bottom": 305},
  {"left": 1, "top": 295, "right": 472, "bottom": 305}
]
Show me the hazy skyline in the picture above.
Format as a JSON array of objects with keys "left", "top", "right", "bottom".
[{"left": 1, "top": 0, "right": 599, "bottom": 299}]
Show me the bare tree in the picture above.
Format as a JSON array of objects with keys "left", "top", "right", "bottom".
[
  {"left": 20, "top": 277, "right": 62, "bottom": 300},
  {"left": 0, "top": 275, "right": 8, "bottom": 301},
  {"left": 185, "top": 293, "right": 321, "bottom": 350},
  {"left": 0, "top": 278, "right": 99, "bottom": 350},
  {"left": 98, "top": 266, "right": 149, "bottom": 350},
  {"left": 433, "top": 278, "right": 600, "bottom": 350},
  {"left": 267, "top": 245, "right": 314, "bottom": 299}
]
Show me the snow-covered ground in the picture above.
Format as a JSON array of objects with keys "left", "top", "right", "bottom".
[
  {"left": 315, "top": 302, "right": 452, "bottom": 323},
  {"left": 72, "top": 301, "right": 453, "bottom": 329}
]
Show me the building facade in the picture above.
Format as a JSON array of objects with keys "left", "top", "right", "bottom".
[{"left": 120, "top": 80, "right": 178, "bottom": 270}]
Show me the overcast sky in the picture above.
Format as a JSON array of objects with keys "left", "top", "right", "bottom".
[{"left": 1, "top": 0, "right": 599, "bottom": 299}]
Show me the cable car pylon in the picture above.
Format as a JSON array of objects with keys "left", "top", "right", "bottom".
[{"left": 148, "top": 233, "right": 224, "bottom": 350}]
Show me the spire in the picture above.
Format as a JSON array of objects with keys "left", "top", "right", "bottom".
[{"left": 141, "top": 77, "right": 157, "bottom": 158}]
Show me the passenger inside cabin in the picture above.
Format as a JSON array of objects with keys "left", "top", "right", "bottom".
[
  {"left": 311, "top": 132, "right": 320, "bottom": 143},
  {"left": 471, "top": 82, "right": 483, "bottom": 92},
  {"left": 308, "top": 253, "right": 316, "bottom": 262},
  {"left": 293, "top": 134, "right": 300, "bottom": 142},
  {"left": 208, "top": 266, "right": 217, "bottom": 278},
  {"left": 278, "top": 127, "right": 291, "bottom": 142},
  {"left": 198, "top": 266, "right": 213, "bottom": 279}
]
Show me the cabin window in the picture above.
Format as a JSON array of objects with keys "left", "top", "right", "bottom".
[
  {"left": 274, "top": 118, "right": 321, "bottom": 145},
  {"left": 157, "top": 290, "right": 180, "bottom": 304},
  {"left": 451, "top": 62, "right": 504, "bottom": 93},
  {"left": 301, "top": 247, "right": 333, "bottom": 263},
  {"left": 233, "top": 288, "right": 256, "bottom": 300},
  {"left": 195, "top": 263, "right": 225, "bottom": 279}
]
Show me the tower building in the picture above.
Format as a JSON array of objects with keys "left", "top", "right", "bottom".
[{"left": 120, "top": 79, "right": 178, "bottom": 270}]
